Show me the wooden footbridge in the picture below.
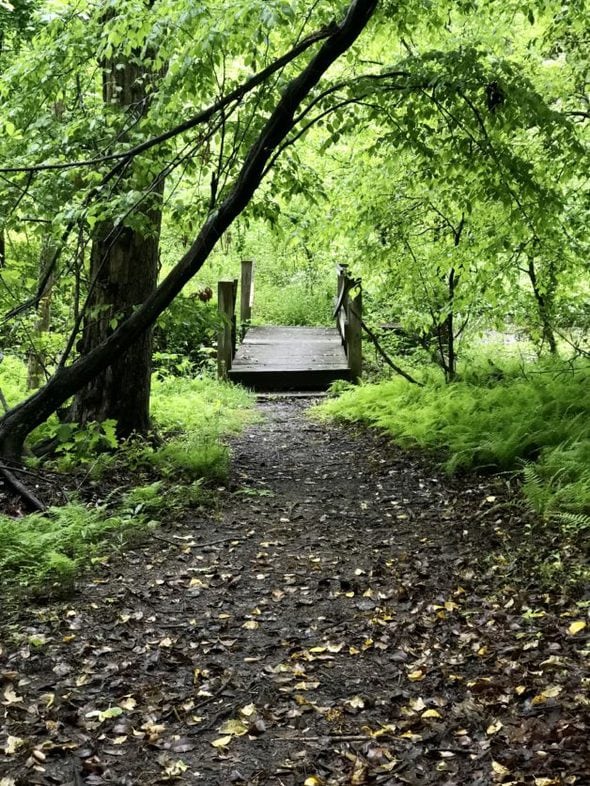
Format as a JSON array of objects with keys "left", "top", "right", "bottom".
[{"left": 217, "top": 262, "right": 362, "bottom": 391}]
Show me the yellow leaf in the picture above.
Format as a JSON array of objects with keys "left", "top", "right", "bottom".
[
  {"left": 4, "top": 736, "right": 24, "bottom": 755},
  {"left": 531, "top": 685, "right": 562, "bottom": 705},
  {"left": 409, "top": 697, "right": 426, "bottom": 712},
  {"left": 294, "top": 680, "right": 320, "bottom": 690},
  {"left": 240, "top": 703, "right": 257, "bottom": 718},
  {"left": 2, "top": 685, "right": 23, "bottom": 705},
  {"left": 164, "top": 760, "right": 188, "bottom": 777},
  {"left": 492, "top": 760, "right": 510, "bottom": 777},
  {"left": 400, "top": 731, "right": 422, "bottom": 741},
  {"left": 159, "top": 637, "right": 173, "bottom": 648},
  {"left": 487, "top": 721, "right": 503, "bottom": 735},
  {"left": 242, "top": 620, "right": 259, "bottom": 630},
  {"left": 407, "top": 670, "right": 425, "bottom": 682},
  {"left": 1, "top": 778, "right": 16, "bottom": 786},
  {"left": 119, "top": 697, "right": 136, "bottom": 711},
  {"left": 219, "top": 718, "right": 249, "bottom": 737},
  {"left": 211, "top": 735, "right": 232, "bottom": 748},
  {"left": 327, "top": 642, "right": 344, "bottom": 653},
  {"left": 533, "top": 779, "right": 559, "bottom": 786},
  {"left": 189, "top": 577, "right": 206, "bottom": 588},
  {"left": 421, "top": 709, "right": 442, "bottom": 719},
  {"left": 568, "top": 620, "right": 586, "bottom": 635},
  {"left": 303, "top": 778, "right": 325, "bottom": 786}
]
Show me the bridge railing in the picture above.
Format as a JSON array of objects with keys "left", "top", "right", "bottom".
[
  {"left": 334, "top": 264, "right": 362, "bottom": 381},
  {"left": 217, "top": 261, "right": 253, "bottom": 379}
]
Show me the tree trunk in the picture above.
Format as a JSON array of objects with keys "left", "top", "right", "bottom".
[
  {"left": 0, "top": 0, "right": 378, "bottom": 466},
  {"left": 527, "top": 256, "right": 558, "bottom": 355},
  {"left": 27, "top": 240, "right": 55, "bottom": 389},
  {"left": 71, "top": 49, "right": 163, "bottom": 438}
]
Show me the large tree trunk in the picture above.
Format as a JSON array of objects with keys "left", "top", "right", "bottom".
[
  {"left": 0, "top": 0, "right": 378, "bottom": 468},
  {"left": 69, "top": 206, "right": 162, "bottom": 435},
  {"left": 71, "top": 47, "right": 163, "bottom": 437}
]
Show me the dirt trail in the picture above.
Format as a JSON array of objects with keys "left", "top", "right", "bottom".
[{"left": 1, "top": 398, "right": 588, "bottom": 785}]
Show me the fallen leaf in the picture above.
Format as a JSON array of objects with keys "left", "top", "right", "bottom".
[
  {"left": 407, "top": 669, "right": 425, "bottom": 682},
  {"left": 492, "top": 760, "right": 510, "bottom": 777},
  {"left": 303, "top": 778, "right": 325, "bottom": 786},
  {"left": 422, "top": 709, "right": 442, "bottom": 719},
  {"left": 242, "top": 620, "right": 259, "bottom": 630},
  {"left": 211, "top": 735, "right": 232, "bottom": 748},
  {"left": 219, "top": 718, "right": 249, "bottom": 736},
  {"left": 568, "top": 620, "right": 586, "bottom": 635},
  {"left": 2, "top": 685, "right": 23, "bottom": 705},
  {"left": 4, "top": 736, "right": 25, "bottom": 755},
  {"left": 531, "top": 685, "right": 562, "bottom": 705}
]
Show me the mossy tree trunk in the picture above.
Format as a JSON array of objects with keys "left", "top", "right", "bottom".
[{"left": 70, "top": 48, "right": 164, "bottom": 438}]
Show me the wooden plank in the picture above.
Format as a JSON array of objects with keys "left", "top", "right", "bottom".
[{"left": 228, "top": 326, "right": 351, "bottom": 390}]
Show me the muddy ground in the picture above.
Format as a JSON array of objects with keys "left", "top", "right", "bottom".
[{"left": 1, "top": 397, "right": 588, "bottom": 785}]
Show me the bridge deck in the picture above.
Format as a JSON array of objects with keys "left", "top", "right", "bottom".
[{"left": 228, "top": 325, "right": 351, "bottom": 391}]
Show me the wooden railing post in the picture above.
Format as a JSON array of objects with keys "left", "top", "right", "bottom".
[
  {"left": 217, "top": 280, "right": 235, "bottom": 379},
  {"left": 232, "top": 277, "right": 238, "bottom": 355},
  {"left": 240, "top": 260, "right": 254, "bottom": 324},
  {"left": 347, "top": 288, "right": 362, "bottom": 381}
]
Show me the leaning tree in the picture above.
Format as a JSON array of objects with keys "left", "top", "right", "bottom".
[{"left": 0, "top": 0, "right": 379, "bottom": 501}]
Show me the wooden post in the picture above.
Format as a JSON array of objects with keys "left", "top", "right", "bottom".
[
  {"left": 335, "top": 264, "right": 350, "bottom": 346},
  {"left": 217, "top": 280, "right": 235, "bottom": 379},
  {"left": 240, "top": 260, "right": 254, "bottom": 324},
  {"left": 232, "top": 278, "right": 238, "bottom": 355},
  {"left": 347, "top": 288, "right": 362, "bottom": 382}
]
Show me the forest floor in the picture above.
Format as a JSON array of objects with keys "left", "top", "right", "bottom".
[{"left": 1, "top": 397, "right": 589, "bottom": 786}]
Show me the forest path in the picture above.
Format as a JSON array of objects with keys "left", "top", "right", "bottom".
[{"left": 1, "top": 398, "right": 588, "bottom": 785}]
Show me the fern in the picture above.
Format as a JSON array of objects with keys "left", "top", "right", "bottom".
[{"left": 553, "top": 512, "right": 590, "bottom": 532}]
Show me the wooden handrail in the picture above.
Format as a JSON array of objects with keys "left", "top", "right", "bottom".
[
  {"left": 218, "top": 261, "right": 362, "bottom": 382},
  {"left": 218, "top": 261, "right": 255, "bottom": 379},
  {"left": 334, "top": 264, "right": 362, "bottom": 381}
]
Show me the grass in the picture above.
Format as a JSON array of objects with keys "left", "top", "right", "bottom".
[{"left": 0, "top": 363, "right": 256, "bottom": 599}]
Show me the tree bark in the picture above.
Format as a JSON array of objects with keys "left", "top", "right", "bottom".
[
  {"left": 27, "top": 241, "right": 55, "bottom": 390},
  {"left": 71, "top": 44, "right": 163, "bottom": 437},
  {"left": 0, "top": 0, "right": 378, "bottom": 465}
]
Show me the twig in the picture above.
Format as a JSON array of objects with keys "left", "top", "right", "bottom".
[
  {"left": 353, "top": 308, "right": 423, "bottom": 386},
  {"left": 151, "top": 533, "right": 245, "bottom": 548},
  {"left": 198, "top": 535, "right": 246, "bottom": 548},
  {"left": 271, "top": 734, "right": 378, "bottom": 742},
  {"left": 0, "top": 463, "right": 46, "bottom": 511}
]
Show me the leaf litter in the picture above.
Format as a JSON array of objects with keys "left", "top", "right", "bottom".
[{"left": 0, "top": 397, "right": 588, "bottom": 785}]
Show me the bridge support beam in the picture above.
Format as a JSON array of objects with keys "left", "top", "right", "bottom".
[{"left": 217, "top": 280, "right": 236, "bottom": 379}]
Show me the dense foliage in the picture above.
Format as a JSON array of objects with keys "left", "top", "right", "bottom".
[{"left": 0, "top": 0, "right": 588, "bottom": 582}]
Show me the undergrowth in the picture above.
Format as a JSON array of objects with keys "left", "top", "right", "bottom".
[
  {"left": 0, "top": 503, "right": 150, "bottom": 595},
  {"left": 0, "top": 367, "right": 255, "bottom": 599},
  {"left": 318, "top": 357, "right": 590, "bottom": 588}
]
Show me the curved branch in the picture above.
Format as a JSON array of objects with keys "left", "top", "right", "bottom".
[{"left": 0, "top": 0, "right": 380, "bottom": 464}]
